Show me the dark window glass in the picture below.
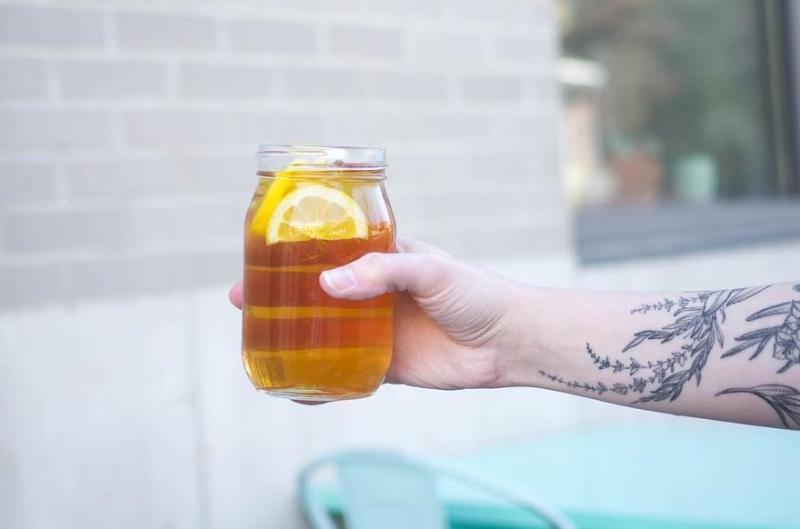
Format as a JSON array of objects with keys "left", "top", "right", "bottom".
[{"left": 559, "top": 0, "right": 798, "bottom": 262}]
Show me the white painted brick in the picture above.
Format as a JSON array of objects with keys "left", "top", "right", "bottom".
[
  {"left": 387, "top": 152, "right": 472, "bottom": 192},
  {"left": 492, "top": 114, "right": 558, "bottom": 145},
  {"left": 122, "top": 110, "right": 237, "bottom": 147},
  {"left": 0, "top": 262, "right": 69, "bottom": 307},
  {"left": 66, "top": 249, "right": 237, "bottom": 299},
  {"left": 68, "top": 253, "right": 193, "bottom": 298},
  {"left": 366, "top": 0, "right": 444, "bottom": 17},
  {"left": 65, "top": 156, "right": 254, "bottom": 200},
  {"left": 446, "top": 0, "right": 544, "bottom": 27},
  {"left": 409, "top": 189, "right": 549, "bottom": 225},
  {"left": 0, "top": 161, "right": 58, "bottom": 204},
  {"left": 227, "top": 19, "right": 316, "bottom": 54},
  {"left": 281, "top": 67, "right": 368, "bottom": 99},
  {"left": 116, "top": 12, "right": 216, "bottom": 50},
  {"left": 457, "top": 223, "right": 567, "bottom": 256},
  {"left": 127, "top": 202, "right": 242, "bottom": 248},
  {"left": 492, "top": 35, "right": 555, "bottom": 66},
  {"left": 469, "top": 151, "right": 557, "bottom": 190},
  {"left": 524, "top": 76, "right": 559, "bottom": 103},
  {"left": 276, "top": 0, "right": 362, "bottom": 12},
  {"left": 329, "top": 112, "right": 491, "bottom": 145},
  {"left": 388, "top": 150, "right": 541, "bottom": 194},
  {"left": 0, "top": 110, "right": 113, "bottom": 151},
  {"left": 181, "top": 155, "right": 254, "bottom": 196},
  {"left": 236, "top": 112, "right": 325, "bottom": 146},
  {"left": 58, "top": 60, "right": 167, "bottom": 99},
  {"left": 0, "top": 249, "right": 238, "bottom": 305},
  {"left": 180, "top": 62, "right": 276, "bottom": 99},
  {"left": 0, "top": 5, "right": 105, "bottom": 47},
  {"left": 327, "top": 24, "right": 405, "bottom": 58},
  {"left": 461, "top": 74, "right": 523, "bottom": 101},
  {"left": 413, "top": 31, "right": 483, "bottom": 66},
  {"left": 65, "top": 158, "right": 185, "bottom": 199},
  {"left": 0, "top": 58, "right": 47, "bottom": 99},
  {"left": 1, "top": 208, "right": 127, "bottom": 254},
  {"left": 189, "top": 248, "right": 240, "bottom": 285},
  {"left": 372, "top": 71, "right": 448, "bottom": 101}
]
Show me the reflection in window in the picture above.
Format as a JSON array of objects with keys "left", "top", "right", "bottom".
[{"left": 559, "top": 0, "right": 795, "bottom": 209}]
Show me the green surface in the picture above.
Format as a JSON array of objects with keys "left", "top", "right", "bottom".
[
  {"left": 438, "top": 425, "right": 800, "bottom": 529},
  {"left": 319, "top": 491, "right": 786, "bottom": 529},
  {"left": 445, "top": 503, "right": 789, "bottom": 529},
  {"left": 310, "top": 424, "right": 800, "bottom": 529}
]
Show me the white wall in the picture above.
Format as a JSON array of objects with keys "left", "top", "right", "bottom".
[{"left": 0, "top": 0, "right": 564, "bottom": 312}]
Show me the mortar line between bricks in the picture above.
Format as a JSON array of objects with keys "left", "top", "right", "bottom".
[
  {"left": 0, "top": 100, "right": 556, "bottom": 115},
  {"left": 0, "top": 2, "right": 544, "bottom": 33},
  {"left": 0, "top": 238, "right": 243, "bottom": 263},
  {"left": 0, "top": 141, "right": 554, "bottom": 161},
  {"left": 0, "top": 141, "right": 547, "bottom": 163},
  {"left": 0, "top": 48, "right": 556, "bottom": 81},
  {"left": 0, "top": 49, "right": 550, "bottom": 75}
]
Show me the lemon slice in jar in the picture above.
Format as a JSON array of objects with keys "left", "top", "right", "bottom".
[
  {"left": 266, "top": 184, "right": 368, "bottom": 244},
  {"left": 249, "top": 161, "right": 308, "bottom": 237}
]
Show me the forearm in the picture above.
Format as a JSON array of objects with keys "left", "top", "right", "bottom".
[{"left": 503, "top": 282, "right": 800, "bottom": 429}]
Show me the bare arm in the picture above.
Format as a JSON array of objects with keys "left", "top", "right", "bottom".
[
  {"left": 230, "top": 239, "right": 800, "bottom": 429},
  {"left": 502, "top": 282, "right": 800, "bottom": 429}
]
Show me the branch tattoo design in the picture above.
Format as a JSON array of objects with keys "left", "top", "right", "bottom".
[{"left": 540, "top": 284, "right": 800, "bottom": 428}]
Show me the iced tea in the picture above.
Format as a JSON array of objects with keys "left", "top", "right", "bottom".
[{"left": 241, "top": 146, "right": 395, "bottom": 400}]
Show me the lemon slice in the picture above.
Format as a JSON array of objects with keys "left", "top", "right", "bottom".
[
  {"left": 266, "top": 184, "right": 368, "bottom": 244},
  {"left": 250, "top": 177, "right": 293, "bottom": 237},
  {"left": 251, "top": 159, "right": 321, "bottom": 237}
]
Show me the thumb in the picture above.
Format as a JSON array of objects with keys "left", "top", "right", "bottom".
[{"left": 319, "top": 252, "right": 453, "bottom": 300}]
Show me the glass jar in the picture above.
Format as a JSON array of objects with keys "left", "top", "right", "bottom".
[{"left": 241, "top": 145, "right": 395, "bottom": 401}]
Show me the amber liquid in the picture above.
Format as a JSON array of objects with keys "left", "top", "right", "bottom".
[{"left": 241, "top": 183, "right": 395, "bottom": 400}]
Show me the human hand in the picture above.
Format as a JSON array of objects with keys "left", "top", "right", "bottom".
[{"left": 229, "top": 238, "right": 523, "bottom": 391}]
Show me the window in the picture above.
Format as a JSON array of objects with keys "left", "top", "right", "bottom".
[{"left": 558, "top": 0, "right": 800, "bottom": 262}]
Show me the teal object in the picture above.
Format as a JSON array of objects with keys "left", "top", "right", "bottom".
[
  {"left": 299, "top": 424, "right": 799, "bottom": 528},
  {"left": 438, "top": 423, "right": 799, "bottom": 529},
  {"left": 298, "top": 450, "right": 576, "bottom": 529}
]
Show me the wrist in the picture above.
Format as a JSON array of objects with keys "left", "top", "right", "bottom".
[{"left": 492, "top": 283, "right": 550, "bottom": 388}]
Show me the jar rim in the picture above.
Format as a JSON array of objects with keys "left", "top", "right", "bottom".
[{"left": 256, "top": 144, "right": 386, "bottom": 172}]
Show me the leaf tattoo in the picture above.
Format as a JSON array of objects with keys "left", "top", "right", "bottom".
[
  {"left": 717, "top": 385, "right": 800, "bottom": 428},
  {"left": 540, "top": 283, "right": 800, "bottom": 428},
  {"left": 722, "top": 300, "right": 800, "bottom": 373},
  {"left": 624, "top": 286, "right": 768, "bottom": 403}
]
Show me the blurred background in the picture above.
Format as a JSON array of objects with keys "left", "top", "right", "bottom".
[{"left": 1, "top": 0, "right": 799, "bottom": 528}]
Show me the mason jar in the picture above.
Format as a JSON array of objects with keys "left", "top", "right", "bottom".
[{"left": 241, "top": 145, "right": 395, "bottom": 401}]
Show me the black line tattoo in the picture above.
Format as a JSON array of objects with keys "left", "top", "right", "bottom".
[
  {"left": 721, "top": 296, "right": 800, "bottom": 373},
  {"left": 630, "top": 295, "right": 701, "bottom": 315},
  {"left": 540, "top": 284, "right": 800, "bottom": 428},
  {"left": 717, "top": 385, "right": 800, "bottom": 429}
]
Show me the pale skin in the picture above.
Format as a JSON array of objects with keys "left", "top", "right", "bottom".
[{"left": 230, "top": 238, "right": 800, "bottom": 429}]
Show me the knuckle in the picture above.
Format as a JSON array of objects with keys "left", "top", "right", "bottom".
[
  {"left": 423, "top": 253, "right": 453, "bottom": 273},
  {"left": 358, "top": 252, "right": 387, "bottom": 270},
  {"left": 354, "top": 252, "right": 390, "bottom": 282}
]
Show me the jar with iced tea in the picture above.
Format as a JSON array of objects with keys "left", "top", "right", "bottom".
[{"left": 241, "top": 145, "right": 395, "bottom": 401}]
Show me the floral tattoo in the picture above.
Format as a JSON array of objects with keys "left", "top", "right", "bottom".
[{"left": 540, "top": 284, "right": 800, "bottom": 428}]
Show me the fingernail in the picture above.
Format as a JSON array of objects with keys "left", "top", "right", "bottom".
[{"left": 321, "top": 267, "right": 356, "bottom": 291}]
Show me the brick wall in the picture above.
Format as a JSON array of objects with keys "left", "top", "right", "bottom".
[{"left": 0, "top": 0, "right": 567, "bottom": 309}]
